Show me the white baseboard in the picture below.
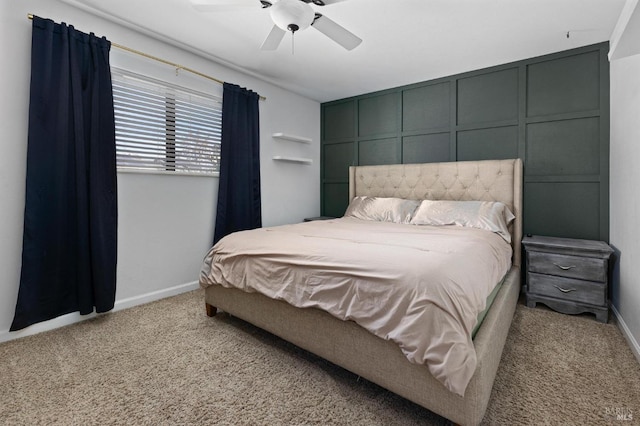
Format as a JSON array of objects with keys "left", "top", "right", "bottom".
[
  {"left": 0, "top": 281, "right": 199, "bottom": 344},
  {"left": 611, "top": 303, "right": 640, "bottom": 365},
  {"left": 113, "top": 281, "right": 199, "bottom": 311}
]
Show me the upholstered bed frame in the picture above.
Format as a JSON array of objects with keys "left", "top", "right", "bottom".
[{"left": 204, "top": 159, "right": 523, "bottom": 425}]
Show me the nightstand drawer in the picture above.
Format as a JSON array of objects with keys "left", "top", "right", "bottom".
[
  {"left": 528, "top": 273, "right": 605, "bottom": 306},
  {"left": 528, "top": 251, "right": 607, "bottom": 282}
]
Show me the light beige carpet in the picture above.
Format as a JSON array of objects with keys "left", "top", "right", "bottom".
[{"left": 0, "top": 289, "right": 638, "bottom": 425}]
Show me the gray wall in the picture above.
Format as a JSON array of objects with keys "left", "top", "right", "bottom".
[
  {"left": 321, "top": 43, "right": 610, "bottom": 243},
  {"left": 610, "top": 51, "right": 640, "bottom": 359}
]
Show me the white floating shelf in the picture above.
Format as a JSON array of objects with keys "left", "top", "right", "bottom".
[
  {"left": 272, "top": 133, "right": 312, "bottom": 144},
  {"left": 272, "top": 156, "right": 313, "bottom": 164}
]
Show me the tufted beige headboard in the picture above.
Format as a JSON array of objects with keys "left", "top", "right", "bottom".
[{"left": 348, "top": 159, "right": 523, "bottom": 267}]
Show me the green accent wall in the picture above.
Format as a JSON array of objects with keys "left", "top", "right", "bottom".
[{"left": 321, "top": 43, "right": 610, "bottom": 242}]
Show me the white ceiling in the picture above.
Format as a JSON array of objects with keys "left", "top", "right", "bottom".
[{"left": 61, "top": 0, "right": 626, "bottom": 103}]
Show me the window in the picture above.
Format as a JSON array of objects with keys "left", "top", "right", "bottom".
[{"left": 111, "top": 68, "right": 222, "bottom": 176}]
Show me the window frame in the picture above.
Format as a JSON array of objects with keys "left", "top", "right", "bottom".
[{"left": 111, "top": 67, "right": 222, "bottom": 177}]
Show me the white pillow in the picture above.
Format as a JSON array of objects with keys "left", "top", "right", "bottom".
[
  {"left": 344, "top": 196, "right": 420, "bottom": 224},
  {"left": 410, "top": 200, "right": 515, "bottom": 243}
]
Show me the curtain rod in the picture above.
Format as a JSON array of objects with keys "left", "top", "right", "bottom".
[{"left": 27, "top": 13, "right": 266, "bottom": 101}]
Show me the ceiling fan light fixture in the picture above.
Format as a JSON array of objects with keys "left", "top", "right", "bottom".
[{"left": 270, "top": 0, "right": 314, "bottom": 33}]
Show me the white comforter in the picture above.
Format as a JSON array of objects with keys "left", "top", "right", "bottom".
[{"left": 199, "top": 217, "right": 512, "bottom": 396}]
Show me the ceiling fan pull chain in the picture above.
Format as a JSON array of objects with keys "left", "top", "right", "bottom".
[{"left": 292, "top": 32, "right": 295, "bottom": 55}]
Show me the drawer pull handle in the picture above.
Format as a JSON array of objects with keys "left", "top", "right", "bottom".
[
  {"left": 554, "top": 285, "right": 576, "bottom": 293},
  {"left": 553, "top": 263, "right": 575, "bottom": 271}
]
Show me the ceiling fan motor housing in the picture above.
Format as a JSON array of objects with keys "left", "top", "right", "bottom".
[{"left": 270, "top": 0, "right": 314, "bottom": 33}]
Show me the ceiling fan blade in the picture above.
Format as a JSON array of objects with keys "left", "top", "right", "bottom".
[
  {"left": 312, "top": 14, "right": 362, "bottom": 50},
  {"left": 261, "top": 25, "right": 287, "bottom": 50},
  {"left": 191, "top": 0, "right": 259, "bottom": 12}
]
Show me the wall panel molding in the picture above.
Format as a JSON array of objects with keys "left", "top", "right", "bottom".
[{"left": 321, "top": 42, "right": 610, "bottom": 242}]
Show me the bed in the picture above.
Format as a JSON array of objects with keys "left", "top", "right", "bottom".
[{"left": 200, "top": 158, "right": 523, "bottom": 425}]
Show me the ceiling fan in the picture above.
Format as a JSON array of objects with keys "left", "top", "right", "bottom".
[{"left": 191, "top": 0, "right": 362, "bottom": 51}]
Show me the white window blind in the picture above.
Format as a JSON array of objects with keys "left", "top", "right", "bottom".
[{"left": 111, "top": 68, "right": 222, "bottom": 176}]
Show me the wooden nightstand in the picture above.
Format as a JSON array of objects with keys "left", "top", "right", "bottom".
[{"left": 523, "top": 235, "right": 613, "bottom": 323}]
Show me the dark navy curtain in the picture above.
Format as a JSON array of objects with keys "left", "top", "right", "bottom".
[
  {"left": 213, "top": 83, "right": 261, "bottom": 244},
  {"left": 11, "top": 17, "right": 117, "bottom": 331}
]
